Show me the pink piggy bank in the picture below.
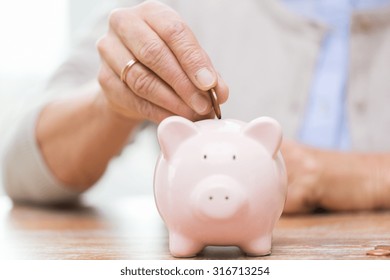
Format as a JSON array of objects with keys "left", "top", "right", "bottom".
[{"left": 154, "top": 116, "right": 287, "bottom": 257}]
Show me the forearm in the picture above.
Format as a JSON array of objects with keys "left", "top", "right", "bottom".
[
  {"left": 315, "top": 150, "right": 390, "bottom": 211},
  {"left": 36, "top": 83, "right": 140, "bottom": 191}
]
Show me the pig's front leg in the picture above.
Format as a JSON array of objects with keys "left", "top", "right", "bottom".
[
  {"left": 240, "top": 234, "right": 272, "bottom": 256},
  {"left": 169, "top": 231, "right": 204, "bottom": 258}
]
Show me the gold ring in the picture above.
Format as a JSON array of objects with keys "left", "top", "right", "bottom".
[{"left": 120, "top": 58, "right": 138, "bottom": 83}]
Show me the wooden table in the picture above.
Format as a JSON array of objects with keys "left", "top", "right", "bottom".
[{"left": 1, "top": 195, "right": 389, "bottom": 260}]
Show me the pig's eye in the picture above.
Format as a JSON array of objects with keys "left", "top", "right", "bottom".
[
  {"left": 203, "top": 155, "right": 207, "bottom": 159},
  {"left": 233, "top": 155, "right": 236, "bottom": 160}
]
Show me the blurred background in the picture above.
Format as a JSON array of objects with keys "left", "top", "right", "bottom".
[
  {"left": 0, "top": 0, "right": 105, "bottom": 136},
  {"left": 0, "top": 0, "right": 157, "bottom": 198}
]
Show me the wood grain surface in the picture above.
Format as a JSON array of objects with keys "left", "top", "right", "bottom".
[{"left": 0, "top": 195, "right": 389, "bottom": 260}]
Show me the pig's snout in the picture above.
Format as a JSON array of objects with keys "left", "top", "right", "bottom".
[{"left": 191, "top": 177, "right": 247, "bottom": 220}]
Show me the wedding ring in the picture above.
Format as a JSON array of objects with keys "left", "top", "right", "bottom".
[{"left": 120, "top": 58, "right": 138, "bottom": 83}]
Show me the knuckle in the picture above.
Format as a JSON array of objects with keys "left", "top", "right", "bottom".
[
  {"left": 131, "top": 69, "right": 158, "bottom": 97},
  {"left": 135, "top": 99, "right": 153, "bottom": 118},
  {"left": 138, "top": 0, "right": 174, "bottom": 17},
  {"left": 108, "top": 9, "right": 123, "bottom": 27},
  {"left": 140, "top": 0, "right": 162, "bottom": 10},
  {"left": 96, "top": 36, "right": 109, "bottom": 57},
  {"left": 162, "top": 19, "right": 187, "bottom": 43},
  {"left": 98, "top": 66, "right": 115, "bottom": 91},
  {"left": 171, "top": 71, "right": 191, "bottom": 92},
  {"left": 180, "top": 46, "right": 204, "bottom": 69},
  {"left": 108, "top": 8, "right": 132, "bottom": 33},
  {"left": 138, "top": 39, "right": 166, "bottom": 68}
]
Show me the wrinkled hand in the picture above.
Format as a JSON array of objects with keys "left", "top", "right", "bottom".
[
  {"left": 96, "top": 0, "right": 229, "bottom": 123},
  {"left": 281, "top": 139, "right": 390, "bottom": 213},
  {"left": 281, "top": 139, "right": 323, "bottom": 214}
]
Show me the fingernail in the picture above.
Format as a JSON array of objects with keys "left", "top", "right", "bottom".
[
  {"left": 195, "top": 68, "right": 216, "bottom": 88},
  {"left": 190, "top": 93, "right": 210, "bottom": 114}
]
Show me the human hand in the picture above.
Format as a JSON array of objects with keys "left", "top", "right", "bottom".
[
  {"left": 281, "top": 139, "right": 390, "bottom": 213},
  {"left": 281, "top": 139, "right": 322, "bottom": 214},
  {"left": 96, "top": 0, "right": 229, "bottom": 123}
]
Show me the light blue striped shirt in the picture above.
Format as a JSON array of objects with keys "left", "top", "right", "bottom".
[{"left": 282, "top": 0, "right": 390, "bottom": 150}]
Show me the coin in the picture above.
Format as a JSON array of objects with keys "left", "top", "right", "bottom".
[
  {"left": 366, "top": 249, "right": 390, "bottom": 256},
  {"left": 375, "top": 245, "right": 390, "bottom": 250},
  {"left": 208, "top": 88, "right": 221, "bottom": 119}
]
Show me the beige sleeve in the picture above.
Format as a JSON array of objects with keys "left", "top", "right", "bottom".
[{"left": 0, "top": 3, "right": 115, "bottom": 205}]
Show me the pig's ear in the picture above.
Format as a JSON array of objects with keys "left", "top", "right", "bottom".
[
  {"left": 242, "top": 117, "right": 282, "bottom": 158},
  {"left": 157, "top": 116, "right": 199, "bottom": 159}
]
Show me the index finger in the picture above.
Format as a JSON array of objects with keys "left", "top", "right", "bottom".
[{"left": 142, "top": 2, "right": 218, "bottom": 91}]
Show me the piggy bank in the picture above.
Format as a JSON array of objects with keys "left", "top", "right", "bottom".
[{"left": 154, "top": 116, "right": 287, "bottom": 257}]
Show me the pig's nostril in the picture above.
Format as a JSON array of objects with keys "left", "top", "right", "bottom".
[{"left": 207, "top": 195, "right": 230, "bottom": 201}]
